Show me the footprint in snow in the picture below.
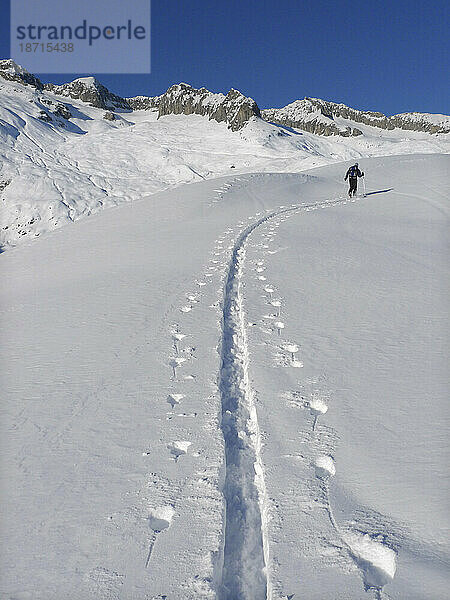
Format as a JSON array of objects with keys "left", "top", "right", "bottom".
[
  {"left": 167, "top": 393, "right": 184, "bottom": 408},
  {"left": 270, "top": 299, "right": 282, "bottom": 316},
  {"left": 146, "top": 506, "right": 175, "bottom": 567},
  {"left": 168, "top": 440, "right": 191, "bottom": 462},
  {"left": 282, "top": 342, "right": 303, "bottom": 369},
  {"left": 274, "top": 321, "right": 285, "bottom": 335},
  {"left": 169, "top": 357, "right": 186, "bottom": 378},
  {"left": 172, "top": 331, "right": 186, "bottom": 354},
  {"left": 186, "top": 293, "right": 199, "bottom": 302},
  {"left": 308, "top": 394, "right": 328, "bottom": 431},
  {"left": 314, "top": 455, "right": 336, "bottom": 479},
  {"left": 282, "top": 342, "right": 299, "bottom": 362}
]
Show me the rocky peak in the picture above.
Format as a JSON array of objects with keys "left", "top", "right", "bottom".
[
  {"left": 306, "top": 98, "right": 450, "bottom": 133},
  {"left": 263, "top": 96, "right": 450, "bottom": 135},
  {"left": 389, "top": 112, "right": 450, "bottom": 134},
  {"left": 155, "top": 83, "right": 260, "bottom": 131},
  {"left": 126, "top": 94, "right": 160, "bottom": 111},
  {"left": 262, "top": 98, "right": 363, "bottom": 137},
  {"left": 0, "top": 59, "right": 44, "bottom": 90},
  {"left": 44, "top": 77, "right": 131, "bottom": 110}
]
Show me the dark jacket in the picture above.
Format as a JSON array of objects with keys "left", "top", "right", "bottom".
[{"left": 345, "top": 165, "right": 364, "bottom": 180}]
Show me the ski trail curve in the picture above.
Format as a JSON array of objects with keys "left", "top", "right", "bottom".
[{"left": 218, "top": 198, "right": 348, "bottom": 600}]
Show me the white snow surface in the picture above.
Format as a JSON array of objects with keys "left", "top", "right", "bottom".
[
  {"left": 1, "top": 152, "right": 449, "bottom": 599},
  {"left": 1, "top": 75, "right": 449, "bottom": 250}
]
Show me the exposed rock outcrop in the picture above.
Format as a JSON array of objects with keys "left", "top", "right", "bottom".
[
  {"left": 262, "top": 98, "right": 362, "bottom": 136},
  {"left": 126, "top": 95, "right": 160, "bottom": 111},
  {"left": 263, "top": 97, "right": 450, "bottom": 135},
  {"left": 389, "top": 112, "right": 450, "bottom": 134},
  {"left": 54, "top": 103, "right": 72, "bottom": 119},
  {"left": 128, "top": 83, "right": 260, "bottom": 130},
  {"left": 0, "top": 59, "right": 44, "bottom": 90},
  {"left": 44, "top": 77, "right": 131, "bottom": 110},
  {"left": 151, "top": 83, "right": 260, "bottom": 131}
]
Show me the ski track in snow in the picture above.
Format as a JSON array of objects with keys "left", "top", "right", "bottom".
[{"left": 215, "top": 195, "right": 368, "bottom": 599}]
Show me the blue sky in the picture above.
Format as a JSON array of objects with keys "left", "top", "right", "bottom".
[{"left": 1, "top": 0, "right": 448, "bottom": 115}]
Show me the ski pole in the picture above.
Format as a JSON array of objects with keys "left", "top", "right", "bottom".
[{"left": 362, "top": 176, "right": 366, "bottom": 197}]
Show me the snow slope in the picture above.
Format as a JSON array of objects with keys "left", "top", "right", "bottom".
[
  {"left": 1, "top": 75, "right": 449, "bottom": 250},
  {"left": 1, "top": 154, "right": 448, "bottom": 599}
]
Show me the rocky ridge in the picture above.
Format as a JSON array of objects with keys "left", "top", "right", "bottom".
[
  {"left": 45, "top": 77, "right": 131, "bottom": 110},
  {"left": 263, "top": 97, "right": 450, "bottom": 135},
  {"left": 141, "top": 83, "right": 261, "bottom": 131},
  {"left": 1, "top": 59, "right": 448, "bottom": 135},
  {"left": 0, "top": 61, "right": 260, "bottom": 131}
]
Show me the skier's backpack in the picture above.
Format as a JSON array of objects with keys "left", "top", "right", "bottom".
[{"left": 348, "top": 166, "right": 358, "bottom": 178}]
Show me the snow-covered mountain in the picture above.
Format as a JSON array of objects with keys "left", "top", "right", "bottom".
[
  {"left": 0, "top": 59, "right": 260, "bottom": 128},
  {"left": 262, "top": 97, "right": 450, "bottom": 136},
  {"left": 0, "top": 59, "right": 449, "bottom": 251}
]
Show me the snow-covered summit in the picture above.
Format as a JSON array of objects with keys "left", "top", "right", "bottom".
[
  {"left": 0, "top": 61, "right": 129, "bottom": 110},
  {"left": 0, "top": 59, "right": 28, "bottom": 76},
  {"left": 45, "top": 77, "right": 130, "bottom": 110},
  {"left": 262, "top": 98, "right": 363, "bottom": 137},
  {"left": 391, "top": 111, "right": 450, "bottom": 132},
  {"left": 69, "top": 76, "right": 98, "bottom": 88},
  {"left": 0, "top": 58, "right": 44, "bottom": 90},
  {"left": 263, "top": 97, "right": 450, "bottom": 135}
]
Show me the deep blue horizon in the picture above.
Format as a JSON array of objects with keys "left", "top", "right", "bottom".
[{"left": 1, "top": 0, "right": 448, "bottom": 116}]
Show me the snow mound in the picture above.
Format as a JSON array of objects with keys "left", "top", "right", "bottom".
[
  {"left": 308, "top": 395, "right": 328, "bottom": 415},
  {"left": 343, "top": 531, "right": 397, "bottom": 590},
  {"left": 148, "top": 506, "right": 175, "bottom": 531},
  {"left": 314, "top": 455, "right": 336, "bottom": 478},
  {"left": 168, "top": 440, "right": 191, "bottom": 459}
]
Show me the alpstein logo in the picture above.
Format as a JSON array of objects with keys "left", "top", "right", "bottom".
[{"left": 10, "top": 0, "right": 151, "bottom": 73}]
